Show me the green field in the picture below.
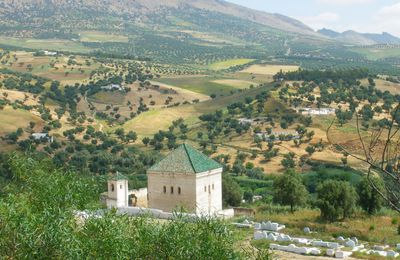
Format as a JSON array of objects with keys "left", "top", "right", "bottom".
[
  {"left": 351, "top": 47, "right": 400, "bottom": 60},
  {"left": 0, "top": 107, "right": 43, "bottom": 135},
  {"left": 79, "top": 31, "right": 129, "bottom": 43},
  {"left": 208, "top": 59, "right": 255, "bottom": 70},
  {"left": 158, "top": 76, "right": 238, "bottom": 96},
  {"left": 0, "top": 37, "right": 92, "bottom": 53}
]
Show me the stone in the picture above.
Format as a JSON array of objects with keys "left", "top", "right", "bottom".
[
  {"left": 351, "top": 237, "right": 358, "bottom": 245},
  {"left": 387, "top": 250, "right": 399, "bottom": 258},
  {"left": 328, "top": 242, "right": 340, "bottom": 249},
  {"left": 335, "top": 251, "right": 353, "bottom": 258},
  {"left": 267, "top": 233, "right": 277, "bottom": 241},
  {"left": 303, "top": 227, "right": 311, "bottom": 233},
  {"left": 345, "top": 239, "right": 356, "bottom": 248},
  {"left": 351, "top": 245, "right": 364, "bottom": 252},
  {"left": 310, "top": 248, "right": 321, "bottom": 255},
  {"left": 373, "top": 245, "right": 385, "bottom": 251},
  {"left": 397, "top": 243, "right": 400, "bottom": 250},
  {"left": 326, "top": 249, "right": 335, "bottom": 257},
  {"left": 234, "top": 223, "right": 252, "bottom": 228},
  {"left": 254, "top": 231, "right": 267, "bottom": 240},
  {"left": 293, "top": 238, "right": 309, "bottom": 244},
  {"left": 243, "top": 219, "right": 250, "bottom": 224},
  {"left": 254, "top": 223, "right": 261, "bottom": 230},
  {"left": 337, "top": 236, "right": 345, "bottom": 242}
]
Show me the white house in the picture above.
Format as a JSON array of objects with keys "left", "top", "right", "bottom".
[
  {"left": 31, "top": 133, "right": 53, "bottom": 143},
  {"left": 299, "top": 108, "right": 336, "bottom": 116},
  {"left": 147, "top": 144, "right": 223, "bottom": 215},
  {"left": 101, "top": 84, "right": 124, "bottom": 91},
  {"left": 105, "top": 144, "right": 224, "bottom": 216}
]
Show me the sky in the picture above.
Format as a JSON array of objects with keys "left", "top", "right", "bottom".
[{"left": 226, "top": 0, "right": 400, "bottom": 37}]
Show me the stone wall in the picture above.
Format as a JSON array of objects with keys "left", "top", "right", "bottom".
[{"left": 195, "top": 168, "right": 223, "bottom": 215}]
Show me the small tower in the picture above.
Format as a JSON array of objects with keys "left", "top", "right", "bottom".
[{"left": 106, "top": 172, "right": 129, "bottom": 209}]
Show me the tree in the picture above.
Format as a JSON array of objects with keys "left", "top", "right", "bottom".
[
  {"left": 222, "top": 174, "right": 242, "bottom": 207},
  {"left": 281, "top": 152, "right": 296, "bottom": 169},
  {"left": 273, "top": 169, "right": 308, "bottom": 212},
  {"left": 357, "top": 177, "right": 385, "bottom": 215},
  {"left": 316, "top": 180, "right": 357, "bottom": 222}
]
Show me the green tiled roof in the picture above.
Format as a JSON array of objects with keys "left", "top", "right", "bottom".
[
  {"left": 109, "top": 172, "right": 128, "bottom": 181},
  {"left": 148, "top": 144, "right": 222, "bottom": 174}
]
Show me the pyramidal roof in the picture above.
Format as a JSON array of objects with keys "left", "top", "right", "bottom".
[
  {"left": 109, "top": 172, "right": 128, "bottom": 181},
  {"left": 148, "top": 144, "right": 222, "bottom": 174}
]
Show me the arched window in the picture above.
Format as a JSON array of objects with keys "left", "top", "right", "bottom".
[
  {"left": 163, "top": 186, "right": 166, "bottom": 194},
  {"left": 111, "top": 184, "right": 114, "bottom": 192},
  {"left": 178, "top": 187, "right": 181, "bottom": 195},
  {"left": 171, "top": 186, "right": 174, "bottom": 194}
]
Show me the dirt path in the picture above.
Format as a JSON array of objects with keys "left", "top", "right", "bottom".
[{"left": 274, "top": 251, "right": 359, "bottom": 260}]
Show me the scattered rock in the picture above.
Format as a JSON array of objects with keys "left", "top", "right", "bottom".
[
  {"left": 337, "top": 236, "right": 345, "bottom": 242},
  {"left": 345, "top": 239, "right": 356, "bottom": 248},
  {"left": 326, "top": 249, "right": 335, "bottom": 257},
  {"left": 335, "top": 250, "right": 353, "bottom": 258},
  {"left": 303, "top": 227, "right": 311, "bottom": 233},
  {"left": 387, "top": 250, "right": 399, "bottom": 258}
]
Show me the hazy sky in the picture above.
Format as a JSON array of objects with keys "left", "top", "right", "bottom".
[{"left": 226, "top": 0, "right": 400, "bottom": 36}]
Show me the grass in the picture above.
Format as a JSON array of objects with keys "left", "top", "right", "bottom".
[
  {"left": 79, "top": 31, "right": 129, "bottom": 43},
  {"left": 255, "top": 208, "right": 400, "bottom": 245},
  {"left": 0, "top": 37, "right": 92, "bottom": 53},
  {"left": 209, "top": 59, "right": 255, "bottom": 70},
  {"left": 0, "top": 106, "right": 43, "bottom": 135},
  {"left": 211, "top": 79, "right": 256, "bottom": 89},
  {"left": 89, "top": 91, "right": 125, "bottom": 105},
  {"left": 241, "top": 64, "right": 299, "bottom": 75},
  {"left": 157, "top": 76, "right": 237, "bottom": 96},
  {"left": 351, "top": 46, "right": 400, "bottom": 60}
]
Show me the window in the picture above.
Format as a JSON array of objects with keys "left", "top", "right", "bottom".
[
  {"left": 178, "top": 187, "right": 181, "bottom": 195},
  {"left": 204, "top": 186, "right": 207, "bottom": 192},
  {"left": 212, "top": 184, "right": 214, "bottom": 190},
  {"left": 111, "top": 184, "right": 114, "bottom": 192},
  {"left": 163, "top": 186, "right": 166, "bottom": 194},
  {"left": 120, "top": 185, "right": 123, "bottom": 189},
  {"left": 171, "top": 186, "right": 174, "bottom": 194},
  {"left": 208, "top": 185, "right": 211, "bottom": 194}
]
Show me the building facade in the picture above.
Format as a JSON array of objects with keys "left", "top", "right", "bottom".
[{"left": 147, "top": 144, "right": 223, "bottom": 215}]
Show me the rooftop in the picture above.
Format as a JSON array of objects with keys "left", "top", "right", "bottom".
[
  {"left": 148, "top": 143, "right": 222, "bottom": 174},
  {"left": 109, "top": 172, "right": 128, "bottom": 181}
]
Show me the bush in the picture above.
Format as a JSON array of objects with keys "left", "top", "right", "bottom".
[
  {"left": 273, "top": 169, "right": 309, "bottom": 212},
  {"left": 357, "top": 176, "right": 385, "bottom": 215},
  {"left": 316, "top": 180, "right": 358, "bottom": 222}
]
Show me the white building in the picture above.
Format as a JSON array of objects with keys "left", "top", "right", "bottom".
[
  {"left": 101, "top": 84, "right": 124, "bottom": 91},
  {"left": 299, "top": 108, "right": 336, "bottom": 116},
  {"left": 31, "top": 133, "right": 53, "bottom": 143},
  {"left": 147, "top": 144, "right": 223, "bottom": 215},
  {"left": 105, "top": 144, "right": 223, "bottom": 216}
]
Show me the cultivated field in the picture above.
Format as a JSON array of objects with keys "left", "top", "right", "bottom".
[
  {"left": 241, "top": 64, "right": 299, "bottom": 75},
  {"left": 0, "top": 37, "right": 92, "bottom": 53},
  {"left": 79, "top": 31, "right": 129, "bottom": 43},
  {"left": 208, "top": 59, "right": 255, "bottom": 70}
]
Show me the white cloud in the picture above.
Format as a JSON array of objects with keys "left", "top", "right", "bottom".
[
  {"left": 370, "top": 2, "right": 400, "bottom": 37},
  {"left": 316, "top": 0, "right": 375, "bottom": 5},
  {"left": 296, "top": 12, "right": 340, "bottom": 30}
]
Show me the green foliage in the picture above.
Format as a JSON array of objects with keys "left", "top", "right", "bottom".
[
  {"left": 357, "top": 176, "right": 385, "bottom": 215},
  {"left": 273, "top": 169, "right": 309, "bottom": 212},
  {"left": 0, "top": 153, "right": 247, "bottom": 259},
  {"left": 316, "top": 180, "right": 358, "bottom": 222},
  {"left": 222, "top": 173, "right": 242, "bottom": 207}
]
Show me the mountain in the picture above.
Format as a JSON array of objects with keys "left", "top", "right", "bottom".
[{"left": 318, "top": 28, "right": 400, "bottom": 45}]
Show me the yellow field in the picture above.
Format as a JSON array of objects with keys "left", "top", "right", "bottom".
[
  {"left": 211, "top": 79, "right": 256, "bottom": 89},
  {"left": 123, "top": 106, "right": 201, "bottom": 136},
  {"left": 361, "top": 79, "right": 400, "bottom": 95},
  {"left": 209, "top": 59, "right": 255, "bottom": 70},
  {"left": 150, "top": 81, "right": 211, "bottom": 102},
  {"left": 241, "top": 64, "right": 299, "bottom": 75},
  {"left": 0, "top": 106, "right": 43, "bottom": 135}
]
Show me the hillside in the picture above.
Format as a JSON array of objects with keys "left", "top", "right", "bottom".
[{"left": 318, "top": 28, "right": 400, "bottom": 45}]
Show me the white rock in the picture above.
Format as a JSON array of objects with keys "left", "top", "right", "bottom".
[
  {"left": 267, "top": 233, "right": 277, "bottom": 241},
  {"left": 254, "top": 223, "right": 261, "bottom": 230},
  {"left": 327, "top": 249, "right": 335, "bottom": 257},
  {"left": 337, "top": 236, "right": 345, "bottom": 242},
  {"left": 351, "top": 245, "right": 364, "bottom": 252},
  {"left": 243, "top": 219, "right": 250, "bottom": 224},
  {"left": 310, "top": 248, "right": 321, "bottom": 255},
  {"left": 351, "top": 237, "right": 358, "bottom": 245},
  {"left": 293, "top": 238, "right": 310, "bottom": 244},
  {"left": 328, "top": 242, "right": 340, "bottom": 249},
  {"left": 345, "top": 239, "right": 356, "bottom": 248},
  {"left": 254, "top": 231, "right": 267, "bottom": 240},
  {"left": 335, "top": 251, "right": 353, "bottom": 258},
  {"left": 234, "top": 223, "right": 252, "bottom": 228},
  {"left": 303, "top": 227, "right": 311, "bottom": 233},
  {"left": 397, "top": 243, "right": 400, "bottom": 250},
  {"left": 387, "top": 250, "right": 399, "bottom": 258}
]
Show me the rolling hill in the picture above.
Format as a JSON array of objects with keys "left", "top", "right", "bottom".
[{"left": 318, "top": 28, "right": 400, "bottom": 45}]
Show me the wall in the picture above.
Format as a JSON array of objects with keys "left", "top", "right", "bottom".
[
  {"left": 128, "top": 188, "right": 148, "bottom": 207},
  {"left": 147, "top": 172, "right": 197, "bottom": 213},
  {"left": 195, "top": 168, "right": 223, "bottom": 215}
]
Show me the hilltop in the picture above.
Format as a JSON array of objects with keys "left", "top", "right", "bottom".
[{"left": 318, "top": 28, "right": 400, "bottom": 45}]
